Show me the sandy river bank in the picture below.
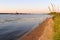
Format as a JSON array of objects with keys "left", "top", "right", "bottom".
[{"left": 18, "top": 18, "right": 54, "bottom": 40}]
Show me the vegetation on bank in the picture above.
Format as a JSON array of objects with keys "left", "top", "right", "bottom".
[{"left": 49, "top": 12, "right": 60, "bottom": 40}]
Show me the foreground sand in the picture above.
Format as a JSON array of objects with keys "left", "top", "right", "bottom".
[{"left": 18, "top": 18, "right": 54, "bottom": 40}]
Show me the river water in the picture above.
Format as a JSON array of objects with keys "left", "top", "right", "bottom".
[{"left": 0, "top": 14, "right": 52, "bottom": 40}]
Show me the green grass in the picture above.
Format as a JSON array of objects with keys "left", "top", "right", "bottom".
[{"left": 50, "top": 12, "right": 60, "bottom": 40}]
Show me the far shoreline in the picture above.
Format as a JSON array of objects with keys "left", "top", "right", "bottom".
[{"left": 0, "top": 13, "right": 49, "bottom": 15}]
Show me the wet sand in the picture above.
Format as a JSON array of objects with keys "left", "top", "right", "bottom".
[{"left": 18, "top": 18, "right": 54, "bottom": 40}]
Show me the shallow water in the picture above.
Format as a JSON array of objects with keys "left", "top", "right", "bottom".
[{"left": 0, "top": 14, "right": 52, "bottom": 40}]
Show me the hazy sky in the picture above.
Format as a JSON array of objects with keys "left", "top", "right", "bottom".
[{"left": 0, "top": 0, "right": 60, "bottom": 13}]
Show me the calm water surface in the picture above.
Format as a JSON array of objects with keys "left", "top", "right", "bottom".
[{"left": 0, "top": 14, "right": 52, "bottom": 40}]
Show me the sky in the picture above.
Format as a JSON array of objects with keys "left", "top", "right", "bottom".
[{"left": 0, "top": 0, "right": 60, "bottom": 13}]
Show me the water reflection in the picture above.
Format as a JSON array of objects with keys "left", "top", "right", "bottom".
[{"left": 0, "top": 14, "right": 51, "bottom": 40}]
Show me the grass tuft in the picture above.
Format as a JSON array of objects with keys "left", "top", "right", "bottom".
[{"left": 50, "top": 12, "right": 60, "bottom": 40}]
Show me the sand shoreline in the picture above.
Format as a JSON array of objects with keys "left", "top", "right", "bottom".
[{"left": 18, "top": 18, "right": 54, "bottom": 40}]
